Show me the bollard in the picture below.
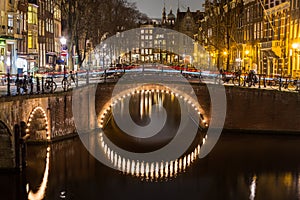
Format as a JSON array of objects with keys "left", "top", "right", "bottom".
[
  {"left": 76, "top": 72, "right": 78, "bottom": 87},
  {"left": 238, "top": 74, "right": 241, "bottom": 86},
  {"left": 30, "top": 76, "right": 34, "bottom": 94},
  {"left": 199, "top": 71, "right": 202, "bottom": 83},
  {"left": 23, "top": 75, "right": 28, "bottom": 94},
  {"left": 279, "top": 76, "right": 282, "bottom": 91},
  {"left": 16, "top": 74, "right": 20, "bottom": 95},
  {"left": 7, "top": 73, "right": 11, "bottom": 96},
  {"left": 42, "top": 77, "right": 44, "bottom": 93},
  {"left": 36, "top": 77, "right": 40, "bottom": 93},
  {"left": 263, "top": 75, "right": 266, "bottom": 88},
  {"left": 243, "top": 74, "right": 247, "bottom": 87},
  {"left": 104, "top": 69, "right": 107, "bottom": 83},
  {"left": 51, "top": 76, "right": 54, "bottom": 93},
  {"left": 86, "top": 70, "right": 89, "bottom": 84},
  {"left": 258, "top": 74, "right": 261, "bottom": 89}
]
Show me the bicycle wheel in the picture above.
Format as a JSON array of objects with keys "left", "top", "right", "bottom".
[
  {"left": 269, "top": 79, "right": 277, "bottom": 90},
  {"left": 45, "top": 81, "right": 57, "bottom": 92},
  {"left": 62, "top": 79, "right": 69, "bottom": 91},
  {"left": 233, "top": 76, "right": 243, "bottom": 86},
  {"left": 287, "top": 80, "right": 296, "bottom": 91}
]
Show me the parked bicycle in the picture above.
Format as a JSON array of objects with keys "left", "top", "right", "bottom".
[
  {"left": 246, "top": 70, "right": 258, "bottom": 87},
  {"left": 15, "top": 75, "right": 29, "bottom": 94},
  {"left": 44, "top": 77, "right": 57, "bottom": 93},
  {"left": 269, "top": 76, "right": 297, "bottom": 91},
  {"left": 61, "top": 71, "right": 76, "bottom": 91}
]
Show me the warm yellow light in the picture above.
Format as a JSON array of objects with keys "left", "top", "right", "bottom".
[
  {"left": 245, "top": 50, "right": 250, "bottom": 55},
  {"left": 223, "top": 51, "right": 228, "bottom": 56},
  {"left": 292, "top": 43, "right": 300, "bottom": 49}
]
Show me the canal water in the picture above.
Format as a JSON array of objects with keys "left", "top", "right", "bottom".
[{"left": 1, "top": 133, "right": 300, "bottom": 200}]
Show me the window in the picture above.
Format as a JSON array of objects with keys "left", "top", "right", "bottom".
[
  {"left": 28, "top": 31, "right": 33, "bottom": 49},
  {"left": 7, "top": 14, "right": 13, "bottom": 34},
  {"left": 28, "top": 5, "right": 38, "bottom": 25}
]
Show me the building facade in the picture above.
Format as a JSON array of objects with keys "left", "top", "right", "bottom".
[
  {"left": 0, "top": 0, "right": 61, "bottom": 75},
  {"left": 0, "top": 0, "right": 19, "bottom": 74},
  {"left": 200, "top": 0, "right": 300, "bottom": 78}
]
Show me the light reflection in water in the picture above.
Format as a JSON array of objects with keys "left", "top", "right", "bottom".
[
  {"left": 27, "top": 146, "right": 50, "bottom": 200},
  {"left": 97, "top": 87, "right": 207, "bottom": 181},
  {"left": 249, "top": 175, "right": 257, "bottom": 200},
  {"left": 99, "top": 128, "right": 203, "bottom": 181},
  {"left": 140, "top": 92, "right": 144, "bottom": 118}
]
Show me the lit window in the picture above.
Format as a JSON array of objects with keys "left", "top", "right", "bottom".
[{"left": 28, "top": 31, "right": 33, "bottom": 49}]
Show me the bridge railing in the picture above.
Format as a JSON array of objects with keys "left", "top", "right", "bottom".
[{"left": 1, "top": 68, "right": 300, "bottom": 97}]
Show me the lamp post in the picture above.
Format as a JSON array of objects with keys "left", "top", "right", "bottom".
[{"left": 60, "top": 37, "right": 67, "bottom": 75}]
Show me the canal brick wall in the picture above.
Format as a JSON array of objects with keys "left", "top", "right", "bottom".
[
  {"left": 192, "top": 84, "right": 300, "bottom": 134},
  {"left": 0, "top": 83, "right": 300, "bottom": 169},
  {"left": 224, "top": 86, "right": 300, "bottom": 133}
]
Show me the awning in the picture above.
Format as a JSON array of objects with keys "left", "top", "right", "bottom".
[{"left": 262, "top": 50, "right": 279, "bottom": 59}]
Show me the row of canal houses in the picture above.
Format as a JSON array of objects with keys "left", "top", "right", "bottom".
[
  {"left": 0, "top": 0, "right": 62, "bottom": 75},
  {"left": 1, "top": 0, "right": 300, "bottom": 78},
  {"left": 199, "top": 0, "right": 300, "bottom": 77}
]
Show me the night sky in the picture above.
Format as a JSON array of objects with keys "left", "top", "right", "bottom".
[{"left": 127, "top": 0, "right": 205, "bottom": 19}]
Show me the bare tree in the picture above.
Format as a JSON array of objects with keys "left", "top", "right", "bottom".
[
  {"left": 200, "top": 0, "right": 243, "bottom": 70},
  {"left": 61, "top": 0, "right": 148, "bottom": 70}
]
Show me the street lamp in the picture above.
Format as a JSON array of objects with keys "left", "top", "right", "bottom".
[
  {"left": 60, "top": 37, "right": 67, "bottom": 46},
  {"left": 60, "top": 37, "right": 67, "bottom": 74},
  {"left": 292, "top": 42, "right": 300, "bottom": 77},
  {"left": 245, "top": 50, "right": 250, "bottom": 56}
]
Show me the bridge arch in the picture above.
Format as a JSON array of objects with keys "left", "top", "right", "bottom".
[
  {"left": 27, "top": 107, "right": 50, "bottom": 141},
  {"left": 97, "top": 84, "right": 209, "bottom": 129}
]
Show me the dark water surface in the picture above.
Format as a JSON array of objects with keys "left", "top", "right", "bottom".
[{"left": 1, "top": 133, "right": 300, "bottom": 200}]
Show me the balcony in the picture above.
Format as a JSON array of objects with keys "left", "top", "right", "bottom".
[{"left": 0, "top": 26, "right": 14, "bottom": 37}]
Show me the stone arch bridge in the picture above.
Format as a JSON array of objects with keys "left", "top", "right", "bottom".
[{"left": 0, "top": 83, "right": 299, "bottom": 169}]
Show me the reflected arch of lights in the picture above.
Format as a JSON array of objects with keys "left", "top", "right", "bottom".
[
  {"left": 27, "top": 146, "right": 51, "bottom": 200},
  {"left": 97, "top": 85, "right": 208, "bottom": 180},
  {"left": 26, "top": 106, "right": 50, "bottom": 140}
]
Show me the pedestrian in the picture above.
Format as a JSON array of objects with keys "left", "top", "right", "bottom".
[{"left": 69, "top": 71, "right": 75, "bottom": 83}]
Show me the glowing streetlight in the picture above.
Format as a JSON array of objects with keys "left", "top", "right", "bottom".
[
  {"left": 60, "top": 37, "right": 67, "bottom": 73},
  {"left": 245, "top": 50, "right": 250, "bottom": 56},
  {"left": 60, "top": 37, "right": 67, "bottom": 45}
]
